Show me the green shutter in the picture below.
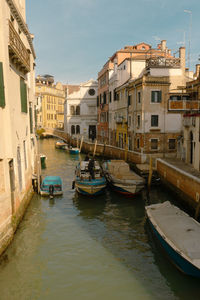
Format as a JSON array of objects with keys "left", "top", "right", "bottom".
[
  {"left": 0, "top": 62, "right": 5, "bottom": 108},
  {"left": 151, "top": 91, "right": 155, "bottom": 103},
  {"left": 20, "top": 78, "right": 27, "bottom": 113},
  {"left": 158, "top": 91, "right": 162, "bottom": 102}
]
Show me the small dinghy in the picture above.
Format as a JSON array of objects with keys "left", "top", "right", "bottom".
[{"left": 40, "top": 176, "right": 63, "bottom": 197}]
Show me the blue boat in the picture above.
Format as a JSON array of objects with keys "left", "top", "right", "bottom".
[
  {"left": 40, "top": 176, "right": 63, "bottom": 196},
  {"left": 146, "top": 201, "right": 200, "bottom": 278},
  {"left": 69, "top": 147, "right": 80, "bottom": 155},
  {"left": 73, "top": 160, "right": 106, "bottom": 196}
]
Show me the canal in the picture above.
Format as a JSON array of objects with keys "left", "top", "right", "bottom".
[{"left": 0, "top": 138, "right": 200, "bottom": 300}]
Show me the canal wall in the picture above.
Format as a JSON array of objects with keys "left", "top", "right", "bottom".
[
  {"left": 0, "top": 184, "right": 34, "bottom": 257},
  {"left": 157, "top": 158, "right": 200, "bottom": 212},
  {"left": 43, "top": 129, "right": 146, "bottom": 164}
]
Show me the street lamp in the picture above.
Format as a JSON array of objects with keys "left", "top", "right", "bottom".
[{"left": 184, "top": 9, "right": 192, "bottom": 70}]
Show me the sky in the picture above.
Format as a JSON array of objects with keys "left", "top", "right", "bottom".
[{"left": 26, "top": 0, "right": 200, "bottom": 84}]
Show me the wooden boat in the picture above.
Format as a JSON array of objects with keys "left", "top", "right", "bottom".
[
  {"left": 146, "top": 201, "right": 200, "bottom": 278},
  {"left": 40, "top": 176, "right": 63, "bottom": 196},
  {"left": 69, "top": 147, "right": 80, "bottom": 155},
  {"left": 102, "top": 160, "right": 144, "bottom": 196},
  {"left": 55, "top": 140, "right": 68, "bottom": 149},
  {"left": 73, "top": 160, "right": 106, "bottom": 196}
]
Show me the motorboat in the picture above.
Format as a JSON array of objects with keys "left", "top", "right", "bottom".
[
  {"left": 69, "top": 147, "right": 80, "bottom": 155},
  {"left": 102, "top": 160, "right": 144, "bottom": 197},
  {"left": 55, "top": 140, "right": 68, "bottom": 149},
  {"left": 73, "top": 160, "right": 106, "bottom": 196},
  {"left": 146, "top": 201, "right": 200, "bottom": 278},
  {"left": 40, "top": 176, "right": 63, "bottom": 196}
]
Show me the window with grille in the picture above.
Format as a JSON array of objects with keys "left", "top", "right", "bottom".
[
  {"left": 169, "top": 139, "right": 176, "bottom": 150},
  {"left": 151, "top": 115, "right": 158, "bottom": 127},
  {"left": 0, "top": 62, "right": 5, "bottom": 108},
  {"left": 151, "top": 91, "right": 162, "bottom": 103},
  {"left": 151, "top": 139, "right": 158, "bottom": 150}
]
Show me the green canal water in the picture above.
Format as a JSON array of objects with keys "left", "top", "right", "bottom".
[{"left": 0, "top": 139, "right": 200, "bottom": 300}]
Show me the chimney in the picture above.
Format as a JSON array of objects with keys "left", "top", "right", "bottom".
[
  {"left": 195, "top": 64, "right": 200, "bottom": 78},
  {"left": 179, "top": 47, "right": 185, "bottom": 71},
  {"left": 161, "top": 40, "right": 166, "bottom": 51}
]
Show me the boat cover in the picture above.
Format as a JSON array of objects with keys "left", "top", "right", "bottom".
[{"left": 146, "top": 201, "right": 200, "bottom": 267}]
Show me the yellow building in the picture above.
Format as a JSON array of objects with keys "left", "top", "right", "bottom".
[{"left": 35, "top": 75, "right": 65, "bottom": 129}]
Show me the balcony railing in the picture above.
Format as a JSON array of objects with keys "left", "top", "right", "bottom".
[
  {"left": 8, "top": 21, "right": 30, "bottom": 73},
  {"left": 168, "top": 100, "right": 200, "bottom": 111},
  {"left": 146, "top": 57, "right": 180, "bottom": 69}
]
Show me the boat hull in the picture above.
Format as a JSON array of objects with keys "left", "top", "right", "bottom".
[
  {"left": 147, "top": 210, "right": 200, "bottom": 278},
  {"left": 69, "top": 149, "right": 80, "bottom": 155},
  {"left": 40, "top": 190, "right": 63, "bottom": 196},
  {"left": 75, "top": 181, "right": 106, "bottom": 196},
  {"left": 106, "top": 177, "right": 143, "bottom": 197}
]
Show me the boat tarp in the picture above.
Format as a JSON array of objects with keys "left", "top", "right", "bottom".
[
  {"left": 146, "top": 201, "right": 200, "bottom": 266},
  {"left": 107, "top": 160, "right": 144, "bottom": 181}
]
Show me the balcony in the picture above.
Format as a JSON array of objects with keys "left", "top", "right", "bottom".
[
  {"left": 168, "top": 100, "right": 200, "bottom": 111},
  {"left": 146, "top": 57, "right": 180, "bottom": 69},
  {"left": 8, "top": 21, "right": 30, "bottom": 73}
]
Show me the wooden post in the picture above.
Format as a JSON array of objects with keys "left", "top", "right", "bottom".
[
  {"left": 93, "top": 139, "right": 97, "bottom": 157},
  {"left": 79, "top": 136, "right": 83, "bottom": 152},
  {"left": 148, "top": 156, "right": 153, "bottom": 190}
]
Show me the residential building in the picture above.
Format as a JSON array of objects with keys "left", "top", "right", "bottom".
[
  {"left": 35, "top": 75, "right": 65, "bottom": 129},
  {"left": 0, "top": 0, "right": 36, "bottom": 254},
  {"left": 65, "top": 79, "right": 98, "bottom": 140},
  {"left": 97, "top": 61, "right": 113, "bottom": 143},
  {"left": 112, "top": 42, "right": 193, "bottom": 162},
  {"left": 180, "top": 65, "right": 200, "bottom": 170}
]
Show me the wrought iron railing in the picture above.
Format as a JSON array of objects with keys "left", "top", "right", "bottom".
[{"left": 146, "top": 57, "right": 180, "bottom": 69}]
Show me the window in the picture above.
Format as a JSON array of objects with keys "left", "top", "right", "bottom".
[
  {"left": 138, "top": 91, "right": 141, "bottom": 103},
  {"left": 70, "top": 106, "right": 75, "bottom": 115},
  {"left": 76, "top": 105, "right": 80, "bottom": 115},
  {"left": 128, "top": 95, "right": 131, "bottom": 106},
  {"left": 103, "top": 92, "right": 106, "bottom": 104},
  {"left": 151, "top": 139, "right": 158, "bottom": 150},
  {"left": 76, "top": 125, "right": 80, "bottom": 134},
  {"left": 20, "top": 77, "right": 27, "bottom": 113},
  {"left": 97, "top": 96, "right": 99, "bottom": 107},
  {"left": 151, "top": 91, "right": 162, "bottom": 103},
  {"left": 0, "top": 62, "right": 5, "bottom": 108},
  {"left": 109, "top": 91, "right": 112, "bottom": 103},
  {"left": 137, "top": 115, "right": 140, "bottom": 128},
  {"left": 151, "top": 115, "right": 158, "bottom": 127},
  {"left": 71, "top": 125, "right": 75, "bottom": 134},
  {"left": 169, "top": 139, "right": 176, "bottom": 150},
  {"left": 128, "top": 116, "right": 131, "bottom": 126},
  {"left": 137, "top": 138, "right": 140, "bottom": 149},
  {"left": 88, "top": 88, "right": 95, "bottom": 96}
]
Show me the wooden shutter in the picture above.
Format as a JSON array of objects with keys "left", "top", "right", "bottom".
[
  {"left": 0, "top": 62, "right": 5, "bottom": 108},
  {"left": 151, "top": 91, "right": 155, "bottom": 103},
  {"left": 29, "top": 103, "right": 33, "bottom": 133},
  {"left": 20, "top": 78, "right": 27, "bottom": 113}
]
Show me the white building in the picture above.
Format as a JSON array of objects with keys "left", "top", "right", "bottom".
[
  {"left": 64, "top": 79, "right": 98, "bottom": 140},
  {"left": 0, "top": 0, "right": 36, "bottom": 255}
]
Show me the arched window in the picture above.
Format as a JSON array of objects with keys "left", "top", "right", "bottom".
[
  {"left": 76, "top": 105, "right": 80, "bottom": 115},
  {"left": 70, "top": 106, "right": 75, "bottom": 115},
  {"left": 76, "top": 125, "right": 80, "bottom": 134},
  {"left": 71, "top": 125, "right": 75, "bottom": 135}
]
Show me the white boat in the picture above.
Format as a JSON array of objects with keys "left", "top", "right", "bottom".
[
  {"left": 146, "top": 201, "right": 200, "bottom": 278},
  {"left": 55, "top": 140, "right": 68, "bottom": 149},
  {"left": 102, "top": 160, "right": 144, "bottom": 197}
]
